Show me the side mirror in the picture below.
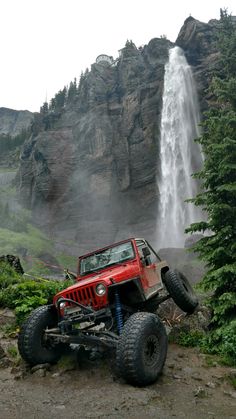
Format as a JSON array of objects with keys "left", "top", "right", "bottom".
[{"left": 142, "top": 247, "right": 151, "bottom": 258}]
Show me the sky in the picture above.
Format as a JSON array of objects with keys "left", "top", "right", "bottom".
[{"left": 1, "top": 0, "right": 235, "bottom": 112}]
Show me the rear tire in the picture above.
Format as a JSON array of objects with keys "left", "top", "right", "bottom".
[
  {"left": 116, "top": 312, "right": 168, "bottom": 386},
  {"left": 18, "top": 305, "right": 62, "bottom": 365},
  {"left": 163, "top": 270, "right": 198, "bottom": 314}
]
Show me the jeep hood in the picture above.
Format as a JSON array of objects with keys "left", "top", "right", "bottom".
[{"left": 56, "top": 261, "right": 140, "bottom": 297}]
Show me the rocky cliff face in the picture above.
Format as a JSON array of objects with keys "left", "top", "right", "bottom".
[
  {"left": 176, "top": 16, "right": 222, "bottom": 113},
  {"left": 0, "top": 108, "right": 34, "bottom": 137},
  {"left": 18, "top": 18, "right": 222, "bottom": 254},
  {"left": 0, "top": 108, "right": 34, "bottom": 168},
  {"left": 19, "top": 38, "right": 173, "bottom": 252}
]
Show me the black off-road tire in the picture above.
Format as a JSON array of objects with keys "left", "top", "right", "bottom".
[
  {"left": 18, "top": 305, "right": 62, "bottom": 365},
  {"left": 163, "top": 270, "right": 198, "bottom": 314},
  {"left": 116, "top": 312, "right": 168, "bottom": 386}
]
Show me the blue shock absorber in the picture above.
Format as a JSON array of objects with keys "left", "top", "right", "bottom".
[{"left": 114, "top": 290, "right": 123, "bottom": 334}]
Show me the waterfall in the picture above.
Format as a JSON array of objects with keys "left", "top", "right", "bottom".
[{"left": 157, "top": 46, "right": 203, "bottom": 248}]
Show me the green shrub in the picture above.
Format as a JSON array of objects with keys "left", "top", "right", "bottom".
[
  {"left": 174, "top": 330, "right": 205, "bottom": 347},
  {"left": 0, "top": 260, "right": 73, "bottom": 324},
  {"left": 2, "top": 279, "right": 73, "bottom": 324},
  {"left": 201, "top": 320, "right": 236, "bottom": 366},
  {"left": 0, "top": 261, "right": 24, "bottom": 288},
  {"left": 174, "top": 319, "right": 236, "bottom": 366}
]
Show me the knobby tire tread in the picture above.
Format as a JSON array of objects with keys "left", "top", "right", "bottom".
[
  {"left": 18, "top": 305, "right": 61, "bottom": 365},
  {"left": 116, "top": 312, "right": 167, "bottom": 386},
  {"left": 164, "top": 270, "right": 198, "bottom": 313}
]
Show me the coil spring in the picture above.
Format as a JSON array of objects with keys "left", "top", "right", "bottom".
[{"left": 115, "top": 290, "right": 123, "bottom": 334}]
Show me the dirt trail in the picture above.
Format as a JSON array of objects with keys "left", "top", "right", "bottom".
[{"left": 0, "top": 344, "right": 235, "bottom": 419}]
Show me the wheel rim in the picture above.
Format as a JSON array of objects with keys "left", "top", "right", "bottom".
[{"left": 143, "top": 335, "right": 160, "bottom": 366}]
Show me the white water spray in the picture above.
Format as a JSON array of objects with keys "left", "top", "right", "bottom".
[{"left": 158, "top": 46, "right": 203, "bottom": 248}]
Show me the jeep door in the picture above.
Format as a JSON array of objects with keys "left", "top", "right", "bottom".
[{"left": 135, "top": 240, "right": 163, "bottom": 298}]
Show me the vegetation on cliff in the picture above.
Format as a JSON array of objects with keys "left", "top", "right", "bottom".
[
  {"left": 186, "top": 10, "right": 236, "bottom": 364},
  {"left": 36, "top": 78, "right": 79, "bottom": 131},
  {"left": 0, "top": 128, "right": 31, "bottom": 153},
  {"left": 0, "top": 128, "right": 31, "bottom": 167}
]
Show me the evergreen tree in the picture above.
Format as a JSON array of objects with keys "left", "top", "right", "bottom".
[
  {"left": 125, "top": 39, "right": 135, "bottom": 48},
  {"left": 67, "top": 78, "right": 77, "bottom": 103},
  {"left": 186, "top": 10, "right": 236, "bottom": 363},
  {"left": 40, "top": 101, "right": 49, "bottom": 115},
  {"left": 49, "top": 97, "right": 56, "bottom": 112},
  {"left": 54, "top": 86, "right": 67, "bottom": 110}
]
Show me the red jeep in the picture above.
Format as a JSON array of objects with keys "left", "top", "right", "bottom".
[{"left": 18, "top": 238, "right": 198, "bottom": 386}]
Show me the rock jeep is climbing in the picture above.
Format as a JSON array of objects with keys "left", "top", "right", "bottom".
[{"left": 18, "top": 238, "right": 198, "bottom": 386}]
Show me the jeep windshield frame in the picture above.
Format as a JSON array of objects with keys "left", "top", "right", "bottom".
[{"left": 79, "top": 241, "right": 135, "bottom": 276}]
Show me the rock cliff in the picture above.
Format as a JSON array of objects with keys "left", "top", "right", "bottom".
[
  {"left": 17, "top": 17, "right": 224, "bottom": 254},
  {"left": 19, "top": 38, "right": 173, "bottom": 252},
  {"left": 176, "top": 16, "right": 221, "bottom": 113},
  {"left": 0, "top": 108, "right": 34, "bottom": 137}
]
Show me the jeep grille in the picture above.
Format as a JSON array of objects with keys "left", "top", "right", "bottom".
[{"left": 64, "top": 285, "right": 106, "bottom": 309}]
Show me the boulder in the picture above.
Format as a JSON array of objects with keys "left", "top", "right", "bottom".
[{"left": 0, "top": 255, "right": 24, "bottom": 274}]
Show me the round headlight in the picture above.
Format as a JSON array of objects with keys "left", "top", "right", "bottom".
[
  {"left": 95, "top": 283, "right": 106, "bottom": 296},
  {"left": 58, "top": 300, "right": 66, "bottom": 316}
]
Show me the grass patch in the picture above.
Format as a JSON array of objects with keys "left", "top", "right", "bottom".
[
  {"left": 172, "top": 330, "right": 205, "bottom": 347},
  {"left": 7, "top": 345, "right": 18, "bottom": 358},
  {"left": 0, "top": 225, "right": 53, "bottom": 257}
]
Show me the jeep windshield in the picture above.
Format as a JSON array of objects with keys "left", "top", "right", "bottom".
[{"left": 79, "top": 241, "right": 135, "bottom": 276}]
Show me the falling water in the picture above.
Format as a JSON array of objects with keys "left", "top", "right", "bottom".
[{"left": 158, "top": 46, "right": 203, "bottom": 248}]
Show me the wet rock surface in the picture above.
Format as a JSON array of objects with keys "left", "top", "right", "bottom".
[{"left": 176, "top": 16, "right": 219, "bottom": 67}]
